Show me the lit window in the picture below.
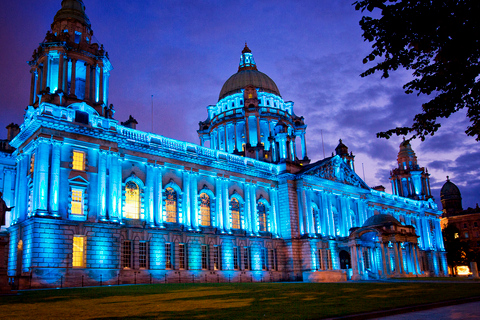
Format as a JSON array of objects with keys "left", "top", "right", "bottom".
[
  {"left": 200, "top": 193, "right": 211, "bottom": 226},
  {"left": 72, "top": 150, "right": 85, "bottom": 171},
  {"left": 124, "top": 181, "right": 140, "bottom": 219},
  {"left": 231, "top": 198, "right": 240, "bottom": 229},
  {"left": 165, "top": 188, "right": 177, "bottom": 223},
  {"left": 72, "top": 235, "right": 85, "bottom": 267},
  {"left": 30, "top": 153, "right": 35, "bottom": 174},
  {"left": 465, "top": 232, "right": 469, "bottom": 239},
  {"left": 139, "top": 242, "right": 147, "bottom": 269},
  {"left": 201, "top": 245, "right": 208, "bottom": 270},
  {"left": 318, "top": 249, "right": 324, "bottom": 270},
  {"left": 74, "top": 31, "right": 82, "bottom": 44},
  {"left": 165, "top": 243, "right": 172, "bottom": 269},
  {"left": 454, "top": 232, "right": 459, "bottom": 239},
  {"left": 258, "top": 202, "right": 267, "bottom": 232},
  {"left": 179, "top": 243, "right": 186, "bottom": 269},
  {"left": 71, "top": 188, "right": 84, "bottom": 215},
  {"left": 122, "top": 240, "right": 132, "bottom": 269},
  {"left": 214, "top": 246, "right": 220, "bottom": 270}
]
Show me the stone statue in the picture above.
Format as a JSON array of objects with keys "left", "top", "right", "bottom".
[{"left": 0, "top": 192, "right": 13, "bottom": 227}]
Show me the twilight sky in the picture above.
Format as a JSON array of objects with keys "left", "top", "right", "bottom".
[{"left": 0, "top": 0, "right": 478, "bottom": 209}]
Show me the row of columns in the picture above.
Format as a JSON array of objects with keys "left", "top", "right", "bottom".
[
  {"left": 298, "top": 188, "right": 369, "bottom": 238},
  {"left": 351, "top": 240, "right": 422, "bottom": 279},
  {"left": 203, "top": 117, "right": 307, "bottom": 162},
  {"left": 29, "top": 52, "right": 108, "bottom": 106}
]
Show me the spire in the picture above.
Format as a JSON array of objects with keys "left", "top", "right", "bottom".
[{"left": 238, "top": 43, "right": 257, "bottom": 71}]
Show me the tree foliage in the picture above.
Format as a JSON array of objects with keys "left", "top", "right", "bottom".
[
  {"left": 442, "top": 224, "right": 472, "bottom": 274},
  {"left": 354, "top": 0, "right": 480, "bottom": 141}
]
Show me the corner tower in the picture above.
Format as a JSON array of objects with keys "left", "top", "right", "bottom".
[
  {"left": 198, "top": 45, "right": 309, "bottom": 165},
  {"left": 390, "top": 139, "right": 432, "bottom": 200},
  {"left": 28, "top": 0, "right": 112, "bottom": 116}
]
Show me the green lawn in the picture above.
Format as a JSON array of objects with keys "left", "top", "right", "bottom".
[{"left": 2, "top": 281, "right": 480, "bottom": 320}]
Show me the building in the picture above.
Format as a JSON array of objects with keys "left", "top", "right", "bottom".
[
  {"left": 440, "top": 177, "right": 480, "bottom": 274},
  {"left": 0, "top": 0, "right": 447, "bottom": 289}
]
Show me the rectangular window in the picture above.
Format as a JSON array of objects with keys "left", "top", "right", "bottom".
[
  {"left": 201, "top": 245, "right": 208, "bottom": 270},
  {"left": 269, "top": 249, "right": 277, "bottom": 271},
  {"left": 233, "top": 247, "right": 239, "bottom": 270},
  {"left": 72, "top": 235, "right": 85, "bottom": 267},
  {"left": 165, "top": 243, "right": 172, "bottom": 269},
  {"left": 122, "top": 240, "right": 132, "bottom": 269},
  {"left": 139, "top": 242, "right": 147, "bottom": 269},
  {"left": 261, "top": 248, "right": 267, "bottom": 271},
  {"left": 214, "top": 246, "right": 221, "bottom": 270},
  {"left": 179, "top": 243, "right": 186, "bottom": 269},
  {"left": 72, "top": 150, "right": 85, "bottom": 171},
  {"left": 327, "top": 249, "right": 333, "bottom": 270},
  {"left": 71, "top": 188, "right": 84, "bottom": 215},
  {"left": 243, "top": 247, "right": 250, "bottom": 270},
  {"left": 318, "top": 249, "right": 324, "bottom": 270}
]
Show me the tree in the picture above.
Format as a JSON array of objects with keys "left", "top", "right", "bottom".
[
  {"left": 354, "top": 0, "right": 480, "bottom": 141},
  {"left": 442, "top": 224, "right": 472, "bottom": 275}
]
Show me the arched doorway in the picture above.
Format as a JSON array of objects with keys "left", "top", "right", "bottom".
[{"left": 339, "top": 250, "right": 351, "bottom": 269}]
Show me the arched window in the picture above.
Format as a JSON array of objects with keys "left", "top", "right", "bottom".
[
  {"left": 200, "top": 193, "right": 211, "bottom": 226},
  {"left": 165, "top": 187, "right": 177, "bottom": 223},
  {"left": 258, "top": 202, "right": 267, "bottom": 232},
  {"left": 231, "top": 198, "right": 240, "bottom": 229},
  {"left": 124, "top": 181, "right": 140, "bottom": 219}
]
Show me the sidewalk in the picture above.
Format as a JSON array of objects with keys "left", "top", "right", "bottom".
[{"left": 325, "top": 295, "right": 480, "bottom": 320}]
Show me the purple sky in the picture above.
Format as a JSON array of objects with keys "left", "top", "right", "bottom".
[{"left": 1, "top": 0, "right": 478, "bottom": 210}]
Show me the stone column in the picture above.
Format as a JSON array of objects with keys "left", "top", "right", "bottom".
[
  {"left": 32, "top": 139, "right": 51, "bottom": 216},
  {"left": 223, "top": 177, "right": 230, "bottom": 232},
  {"left": 35, "top": 67, "right": 42, "bottom": 98},
  {"left": 250, "top": 183, "right": 257, "bottom": 234},
  {"left": 190, "top": 172, "right": 199, "bottom": 230},
  {"left": 393, "top": 241, "right": 400, "bottom": 275},
  {"left": 351, "top": 244, "right": 359, "bottom": 278},
  {"left": 91, "top": 64, "right": 97, "bottom": 102},
  {"left": 244, "top": 182, "right": 251, "bottom": 234},
  {"left": 98, "top": 65, "right": 104, "bottom": 104},
  {"left": 84, "top": 62, "right": 90, "bottom": 100},
  {"left": 297, "top": 187, "right": 306, "bottom": 236},
  {"left": 183, "top": 170, "right": 191, "bottom": 228},
  {"left": 29, "top": 69, "right": 36, "bottom": 105},
  {"left": 415, "top": 244, "right": 422, "bottom": 274},
  {"left": 269, "top": 186, "right": 279, "bottom": 236},
  {"left": 224, "top": 125, "right": 228, "bottom": 152},
  {"left": 70, "top": 59, "right": 77, "bottom": 97},
  {"left": 233, "top": 121, "right": 238, "bottom": 151},
  {"left": 2, "top": 167, "right": 15, "bottom": 227},
  {"left": 256, "top": 117, "right": 261, "bottom": 146},
  {"left": 48, "top": 140, "right": 62, "bottom": 217},
  {"left": 301, "top": 132, "right": 307, "bottom": 159},
  {"left": 146, "top": 164, "right": 155, "bottom": 226},
  {"left": 41, "top": 57, "right": 49, "bottom": 91},
  {"left": 108, "top": 152, "right": 121, "bottom": 222},
  {"left": 305, "top": 189, "right": 315, "bottom": 235},
  {"left": 97, "top": 149, "right": 108, "bottom": 221},
  {"left": 245, "top": 116, "right": 250, "bottom": 145},
  {"left": 13, "top": 154, "right": 26, "bottom": 222},
  {"left": 215, "top": 176, "right": 223, "bottom": 231},
  {"left": 380, "top": 242, "right": 387, "bottom": 277},
  {"left": 155, "top": 165, "right": 163, "bottom": 227},
  {"left": 57, "top": 53, "right": 64, "bottom": 93}
]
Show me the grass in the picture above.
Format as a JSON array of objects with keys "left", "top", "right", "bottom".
[{"left": 1, "top": 281, "right": 480, "bottom": 320}]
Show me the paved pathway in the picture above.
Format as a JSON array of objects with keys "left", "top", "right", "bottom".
[{"left": 374, "top": 301, "right": 480, "bottom": 319}]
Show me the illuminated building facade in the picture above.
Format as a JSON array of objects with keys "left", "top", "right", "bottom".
[{"left": 0, "top": 0, "right": 447, "bottom": 288}]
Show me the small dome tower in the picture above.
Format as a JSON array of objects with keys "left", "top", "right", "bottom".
[
  {"left": 390, "top": 139, "right": 432, "bottom": 200},
  {"left": 335, "top": 139, "right": 355, "bottom": 171},
  {"left": 440, "top": 177, "right": 463, "bottom": 217},
  {"left": 28, "top": 0, "right": 112, "bottom": 117}
]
